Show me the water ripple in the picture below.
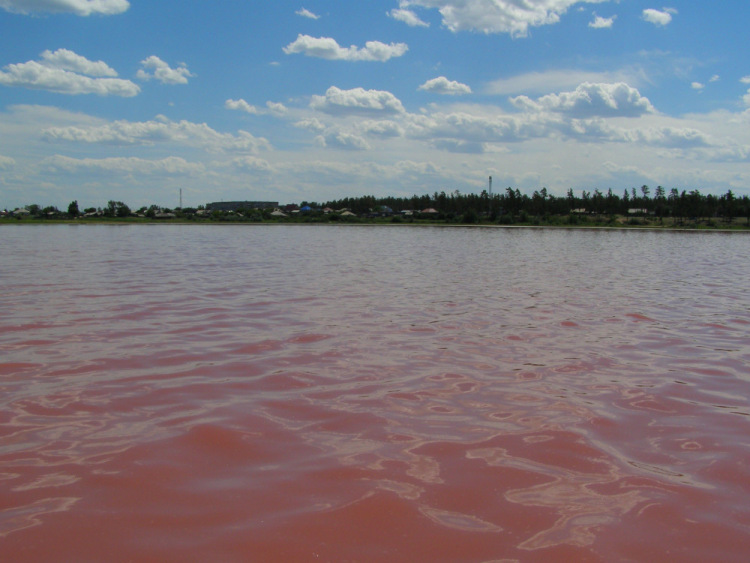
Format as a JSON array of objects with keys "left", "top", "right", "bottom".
[{"left": 1, "top": 225, "right": 749, "bottom": 560}]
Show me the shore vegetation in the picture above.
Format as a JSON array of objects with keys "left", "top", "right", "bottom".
[{"left": 3, "top": 188, "right": 750, "bottom": 230}]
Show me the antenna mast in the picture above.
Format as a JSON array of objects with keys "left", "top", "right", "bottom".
[{"left": 488, "top": 176, "right": 492, "bottom": 217}]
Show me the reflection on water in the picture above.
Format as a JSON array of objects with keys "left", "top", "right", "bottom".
[{"left": 1, "top": 224, "right": 749, "bottom": 560}]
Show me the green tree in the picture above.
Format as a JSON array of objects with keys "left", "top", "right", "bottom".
[
  {"left": 68, "top": 200, "right": 79, "bottom": 217},
  {"left": 605, "top": 188, "right": 618, "bottom": 216},
  {"left": 566, "top": 188, "right": 576, "bottom": 212},
  {"left": 106, "top": 200, "right": 131, "bottom": 218},
  {"left": 461, "top": 208, "right": 478, "bottom": 223},
  {"left": 741, "top": 195, "right": 750, "bottom": 226},
  {"left": 721, "top": 190, "right": 736, "bottom": 223}
]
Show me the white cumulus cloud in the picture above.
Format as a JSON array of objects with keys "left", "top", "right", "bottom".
[
  {"left": 626, "top": 126, "right": 712, "bottom": 149},
  {"left": 310, "top": 86, "right": 406, "bottom": 116},
  {"left": 642, "top": 8, "right": 676, "bottom": 26},
  {"left": 294, "top": 118, "right": 326, "bottom": 132},
  {"left": 0, "top": 0, "right": 129, "bottom": 15},
  {"left": 225, "top": 99, "right": 261, "bottom": 115},
  {"left": 265, "top": 101, "right": 288, "bottom": 115},
  {"left": 418, "top": 76, "right": 472, "bottom": 95},
  {"left": 406, "top": 109, "right": 552, "bottom": 148},
  {"left": 589, "top": 14, "right": 615, "bottom": 29},
  {"left": 511, "top": 82, "right": 655, "bottom": 118},
  {"left": 40, "top": 48, "right": 118, "bottom": 77},
  {"left": 388, "top": 7, "right": 429, "bottom": 27},
  {"left": 315, "top": 129, "right": 371, "bottom": 151},
  {"left": 283, "top": 35, "right": 408, "bottom": 62},
  {"left": 296, "top": 7, "right": 320, "bottom": 19},
  {"left": 0, "top": 50, "right": 139, "bottom": 96},
  {"left": 225, "top": 99, "right": 287, "bottom": 116},
  {"left": 360, "top": 120, "right": 404, "bottom": 138},
  {"left": 400, "top": 0, "right": 609, "bottom": 37},
  {"left": 137, "top": 56, "right": 193, "bottom": 85}
]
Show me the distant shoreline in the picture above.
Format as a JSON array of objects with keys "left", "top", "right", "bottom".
[{"left": 3, "top": 216, "right": 750, "bottom": 232}]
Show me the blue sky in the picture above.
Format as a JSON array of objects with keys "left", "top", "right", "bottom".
[{"left": 1, "top": 0, "right": 749, "bottom": 209}]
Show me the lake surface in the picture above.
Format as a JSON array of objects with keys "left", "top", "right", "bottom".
[{"left": 1, "top": 224, "right": 749, "bottom": 561}]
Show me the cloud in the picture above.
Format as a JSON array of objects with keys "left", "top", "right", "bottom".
[
  {"left": 388, "top": 7, "right": 429, "bottom": 27},
  {"left": 230, "top": 156, "right": 273, "bottom": 173},
  {"left": 418, "top": 76, "right": 472, "bottom": 95},
  {"left": 359, "top": 120, "right": 404, "bottom": 138},
  {"left": 431, "top": 139, "right": 485, "bottom": 153},
  {"left": 41, "top": 155, "right": 204, "bottom": 176},
  {"left": 741, "top": 76, "right": 750, "bottom": 85},
  {"left": 225, "top": 98, "right": 262, "bottom": 115},
  {"left": 642, "top": 8, "right": 676, "bottom": 27},
  {"left": 283, "top": 35, "right": 408, "bottom": 62},
  {"left": 626, "top": 126, "right": 711, "bottom": 149},
  {"left": 225, "top": 99, "right": 287, "bottom": 116},
  {"left": 315, "top": 129, "right": 371, "bottom": 151},
  {"left": 136, "top": 56, "right": 193, "bottom": 85},
  {"left": 296, "top": 7, "right": 319, "bottom": 19},
  {"left": 42, "top": 115, "right": 271, "bottom": 153},
  {"left": 692, "top": 75, "right": 720, "bottom": 92},
  {"left": 0, "top": 0, "right": 129, "bottom": 16},
  {"left": 310, "top": 86, "right": 406, "bottom": 116},
  {"left": 294, "top": 118, "right": 326, "bottom": 132},
  {"left": 387, "top": 83, "right": 709, "bottom": 155},
  {"left": 511, "top": 82, "right": 655, "bottom": 118},
  {"left": 266, "top": 101, "right": 288, "bottom": 116},
  {"left": 40, "top": 48, "right": 118, "bottom": 77},
  {"left": 707, "top": 146, "right": 750, "bottom": 163},
  {"left": 406, "top": 109, "right": 553, "bottom": 147},
  {"left": 589, "top": 14, "right": 615, "bottom": 29},
  {"left": 401, "top": 0, "right": 610, "bottom": 37},
  {"left": 0, "top": 154, "right": 15, "bottom": 169},
  {"left": 0, "top": 50, "right": 139, "bottom": 96},
  {"left": 485, "top": 68, "right": 646, "bottom": 95}
]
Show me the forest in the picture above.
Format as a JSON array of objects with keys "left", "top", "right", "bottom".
[{"left": 313, "top": 186, "right": 749, "bottom": 227}]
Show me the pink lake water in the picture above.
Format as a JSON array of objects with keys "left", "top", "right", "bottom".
[{"left": 1, "top": 224, "right": 749, "bottom": 561}]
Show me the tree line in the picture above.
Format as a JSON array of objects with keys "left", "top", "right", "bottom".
[
  {"left": 317, "top": 186, "right": 749, "bottom": 225},
  {"left": 5, "top": 186, "right": 750, "bottom": 227}
]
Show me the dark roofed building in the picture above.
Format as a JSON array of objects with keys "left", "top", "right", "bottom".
[{"left": 206, "top": 201, "right": 278, "bottom": 212}]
